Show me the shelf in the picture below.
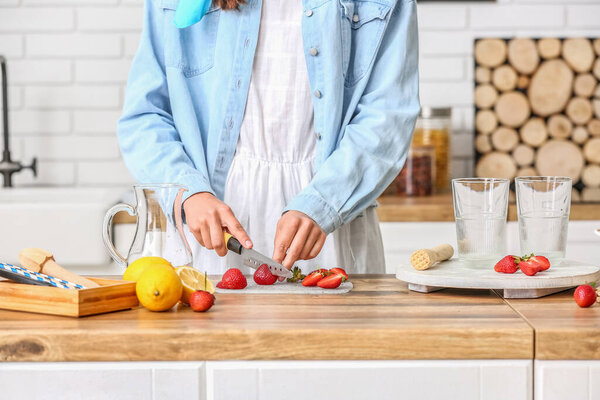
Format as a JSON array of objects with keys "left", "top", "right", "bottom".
[
  {"left": 113, "top": 193, "right": 600, "bottom": 224},
  {"left": 376, "top": 194, "right": 600, "bottom": 222}
]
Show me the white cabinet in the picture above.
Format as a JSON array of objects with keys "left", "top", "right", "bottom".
[
  {"left": 535, "top": 360, "right": 600, "bottom": 400},
  {"left": 380, "top": 220, "right": 600, "bottom": 274},
  {"left": 206, "top": 360, "right": 532, "bottom": 400},
  {"left": 0, "top": 360, "right": 532, "bottom": 400},
  {"left": 0, "top": 362, "right": 205, "bottom": 400}
]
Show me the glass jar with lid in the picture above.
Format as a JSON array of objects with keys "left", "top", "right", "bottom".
[
  {"left": 396, "top": 145, "right": 435, "bottom": 197},
  {"left": 412, "top": 107, "right": 452, "bottom": 192}
]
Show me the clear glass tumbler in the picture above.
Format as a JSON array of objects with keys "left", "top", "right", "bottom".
[
  {"left": 452, "top": 178, "right": 510, "bottom": 263},
  {"left": 515, "top": 176, "right": 572, "bottom": 263}
]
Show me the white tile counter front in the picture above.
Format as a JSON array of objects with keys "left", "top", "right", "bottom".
[
  {"left": 7, "top": 359, "right": 600, "bottom": 400},
  {"left": 0, "top": 360, "right": 533, "bottom": 400},
  {"left": 535, "top": 361, "right": 600, "bottom": 400}
]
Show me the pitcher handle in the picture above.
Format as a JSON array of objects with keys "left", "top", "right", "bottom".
[
  {"left": 103, "top": 203, "right": 136, "bottom": 268},
  {"left": 174, "top": 188, "right": 193, "bottom": 259}
]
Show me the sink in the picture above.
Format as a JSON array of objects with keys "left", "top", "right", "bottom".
[{"left": 0, "top": 187, "right": 125, "bottom": 268}]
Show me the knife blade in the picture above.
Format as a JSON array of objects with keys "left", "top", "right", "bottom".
[{"left": 224, "top": 233, "right": 293, "bottom": 278}]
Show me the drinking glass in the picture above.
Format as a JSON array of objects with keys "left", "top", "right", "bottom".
[
  {"left": 515, "top": 176, "right": 572, "bottom": 263},
  {"left": 452, "top": 178, "right": 510, "bottom": 263}
]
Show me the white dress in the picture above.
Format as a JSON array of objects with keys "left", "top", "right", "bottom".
[{"left": 189, "top": 0, "right": 385, "bottom": 274}]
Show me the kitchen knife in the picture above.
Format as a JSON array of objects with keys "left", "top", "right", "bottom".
[
  {"left": 224, "top": 233, "right": 293, "bottom": 279},
  {"left": 0, "top": 263, "right": 85, "bottom": 289}
]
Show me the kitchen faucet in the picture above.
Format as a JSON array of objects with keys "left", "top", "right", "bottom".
[{"left": 0, "top": 55, "right": 36, "bottom": 187}]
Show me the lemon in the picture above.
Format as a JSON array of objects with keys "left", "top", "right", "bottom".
[
  {"left": 123, "top": 257, "right": 172, "bottom": 282},
  {"left": 136, "top": 265, "right": 182, "bottom": 312},
  {"left": 176, "top": 266, "right": 215, "bottom": 305}
]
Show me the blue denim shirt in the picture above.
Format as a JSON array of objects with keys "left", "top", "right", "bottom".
[{"left": 118, "top": 0, "right": 420, "bottom": 234}]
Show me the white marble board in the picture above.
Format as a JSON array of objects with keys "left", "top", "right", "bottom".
[{"left": 396, "top": 259, "right": 600, "bottom": 298}]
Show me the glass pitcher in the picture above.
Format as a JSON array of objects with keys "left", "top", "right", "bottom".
[{"left": 102, "top": 184, "right": 193, "bottom": 268}]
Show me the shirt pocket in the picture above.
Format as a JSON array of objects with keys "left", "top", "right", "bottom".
[
  {"left": 160, "top": 0, "right": 221, "bottom": 77},
  {"left": 340, "top": 0, "right": 392, "bottom": 87}
]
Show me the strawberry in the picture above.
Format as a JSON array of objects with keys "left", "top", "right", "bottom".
[
  {"left": 216, "top": 268, "right": 247, "bottom": 289},
  {"left": 329, "top": 267, "right": 348, "bottom": 280},
  {"left": 317, "top": 273, "right": 346, "bottom": 289},
  {"left": 529, "top": 255, "right": 550, "bottom": 271},
  {"left": 254, "top": 264, "right": 277, "bottom": 285},
  {"left": 302, "top": 270, "right": 326, "bottom": 287},
  {"left": 518, "top": 258, "right": 542, "bottom": 276},
  {"left": 574, "top": 284, "right": 597, "bottom": 308},
  {"left": 494, "top": 256, "right": 519, "bottom": 274},
  {"left": 190, "top": 290, "right": 215, "bottom": 312}
]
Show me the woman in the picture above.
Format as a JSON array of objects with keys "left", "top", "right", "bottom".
[{"left": 118, "top": 0, "right": 419, "bottom": 274}]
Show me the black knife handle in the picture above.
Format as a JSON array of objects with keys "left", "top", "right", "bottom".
[{"left": 224, "top": 232, "right": 243, "bottom": 254}]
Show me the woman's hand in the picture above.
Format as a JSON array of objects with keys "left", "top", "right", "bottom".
[
  {"left": 273, "top": 211, "right": 326, "bottom": 270},
  {"left": 183, "top": 192, "right": 252, "bottom": 257}
]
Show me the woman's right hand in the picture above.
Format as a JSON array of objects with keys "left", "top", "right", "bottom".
[{"left": 183, "top": 192, "right": 253, "bottom": 257}]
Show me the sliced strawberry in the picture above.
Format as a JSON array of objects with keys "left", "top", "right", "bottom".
[
  {"left": 317, "top": 273, "right": 345, "bottom": 289},
  {"left": 529, "top": 255, "right": 550, "bottom": 271},
  {"left": 329, "top": 267, "right": 348, "bottom": 279},
  {"left": 310, "top": 268, "right": 329, "bottom": 275},
  {"left": 494, "top": 255, "right": 519, "bottom": 274},
  {"left": 302, "top": 270, "right": 325, "bottom": 287},
  {"left": 519, "top": 259, "right": 542, "bottom": 276},
  {"left": 217, "top": 268, "right": 247, "bottom": 289}
]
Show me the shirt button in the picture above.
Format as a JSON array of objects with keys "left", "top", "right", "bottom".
[
  {"left": 236, "top": 79, "right": 241, "bottom": 89},
  {"left": 316, "top": 132, "right": 322, "bottom": 140},
  {"left": 309, "top": 47, "right": 318, "bottom": 56},
  {"left": 352, "top": 14, "right": 359, "bottom": 22},
  {"left": 313, "top": 90, "right": 322, "bottom": 99},
  {"left": 228, "top": 118, "right": 234, "bottom": 129},
  {"left": 305, "top": 9, "right": 313, "bottom": 17},
  {"left": 244, "top": 38, "right": 250, "bottom": 48}
]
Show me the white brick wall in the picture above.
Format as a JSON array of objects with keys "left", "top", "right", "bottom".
[{"left": 0, "top": 0, "right": 599, "bottom": 186}]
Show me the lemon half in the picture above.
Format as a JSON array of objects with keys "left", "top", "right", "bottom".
[{"left": 175, "top": 266, "right": 215, "bottom": 305}]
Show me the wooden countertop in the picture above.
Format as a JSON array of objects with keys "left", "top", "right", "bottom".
[
  {"left": 0, "top": 276, "right": 533, "bottom": 362},
  {"left": 504, "top": 288, "right": 600, "bottom": 360},
  {"left": 376, "top": 194, "right": 600, "bottom": 222}
]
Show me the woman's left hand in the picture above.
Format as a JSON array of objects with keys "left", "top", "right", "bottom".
[{"left": 272, "top": 210, "right": 326, "bottom": 270}]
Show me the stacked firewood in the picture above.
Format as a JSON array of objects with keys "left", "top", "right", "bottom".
[{"left": 474, "top": 37, "right": 600, "bottom": 200}]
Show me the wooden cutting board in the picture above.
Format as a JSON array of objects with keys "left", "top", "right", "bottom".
[
  {"left": 396, "top": 259, "right": 600, "bottom": 298},
  {"left": 215, "top": 279, "right": 353, "bottom": 294},
  {"left": 0, "top": 277, "right": 138, "bottom": 317}
]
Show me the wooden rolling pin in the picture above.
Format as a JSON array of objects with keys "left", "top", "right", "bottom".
[
  {"left": 18, "top": 248, "right": 100, "bottom": 288},
  {"left": 410, "top": 244, "right": 454, "bottom": 271}
]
